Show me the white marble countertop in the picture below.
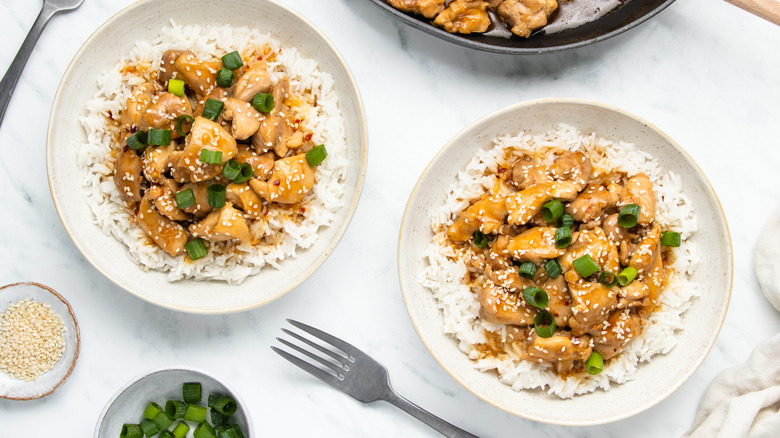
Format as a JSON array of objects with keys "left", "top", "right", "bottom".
[{"left": 1, "top": 0, "right": 779, "bottom": 436}]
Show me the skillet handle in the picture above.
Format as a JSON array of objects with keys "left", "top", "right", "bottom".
[{"left": 724, "top": 0, "right": 780, "bottom": 26}]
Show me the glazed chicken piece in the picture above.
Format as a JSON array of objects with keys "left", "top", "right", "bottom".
[
  {"left": 511, "top": 159, "right": 551, "bottom": 190},
  {"left": 590, "top": 308, "right": 642, "bottom": 360},
  {"left": 506, "top": 227, "right": 566, "bottom": 264},
  {"left": 226, "top": 183, "right": 265, "bottom": 219},
  {"left": 122, "top": 82, "right": 156, "bottom": 131},
  {"left": 629, "top": 225, "right": 662, "bottom": 274},
  {"left": 549, "top": 151, "right": 592, "bottom": 191},
  {"left": 619, "top": 173, "right": 656, "bottom": 225},
  {"left": 602, "top": 213, "right": 628, "bottom": 247},
  {"left": 142, "top": 141, "right": 177, "bottom": 184},
  {"left": 565, "top": 270, "right": 619, "bottom": 336},
  {"left": 146, "top": 180, "right": 188, "bottom": 221},
  {"left": 388, "top": 0, "right": 446, "bottom": 18},
  {"left": 447, "top": 194, "right": 508, "bottom": 243},
  {"left": 252, "top": 77, "right": 298, "bottom": 156},
  {"left": 496, "top": 0, "right": 558, "bottom": 38},
  {"left": 249, "top": 155, "right": 315, "bottom": 204},
  {"left": 505, "top": 181, "right": 578, "bottom": 225},
  {"left": 232, "top": 62, "right": 272, "bottom": 102},
  {"left": 434, "top": 0, "right": 491, "bottom": 34},
  {"left": 174, "top": 52, "right": 221, "bottom": 95},
  {"left": 173, "top": 117, "right": 237, "bottom": 182},
  {"left": 143, "top": 92, "right": 193, "bottom": 133},
  {"left": 478, "top": 283, "right": 537, "bottom": 325},
  {"left": 114, "top": 146, "right": 144, "bottom": 202},
  {"left": 137, "top": 193, "right": 188, "bottom": 257},
  {"left": 566, "top": 183, "right": 616, "bottom": 223},
  {"left": 484, "top": 237, "right": 535, "bottom": 292},
  {"left": 617, "top": 280, "right": 650, "bottom": 309},
  {"left": 235, "top": 149, "right": 274, "bottom": 181},
  {"left": 527, "top": 331, "right": 592, "bottom": 362},
  {"left": 637, "top": 240, "right": 665, "bottom": 317},
  {"left": 559, "top": 227, "right": 621, "bottom": 275},
  {"left": 194, "top": 87, "right": 227, "bottom": 122},
  {"left": 539, "top": 274, "right": 572, "bottom": 326},
  {"left": 179, "top": 182, "right": 214, "bottom": 218},
  {"left": 189, "top": 203, "right": 250, "bottom": 244},
  {"left": 223, "top": 98, "right": 262, "bottom": 140},
  {"left": 158, "top": 50, "right": 193, "bottom": 85}
]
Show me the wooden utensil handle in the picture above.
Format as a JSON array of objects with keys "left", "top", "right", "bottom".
[{"left": 725, "top": 0, "right": 780, "bottom": 26}]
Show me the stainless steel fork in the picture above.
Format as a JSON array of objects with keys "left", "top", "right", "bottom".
[{"left": 272, "top": 319, "right": 479, "bottom": 438}]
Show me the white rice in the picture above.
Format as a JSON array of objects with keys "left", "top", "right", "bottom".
[
  {"left": 420, "top": 124, "right": 699, "bottom": 398},
  {"left": 78, "top": 21, "right": 348, "bottom": 284}
]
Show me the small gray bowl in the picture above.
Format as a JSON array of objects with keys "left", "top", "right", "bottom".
[{"left": 95, "top": 367, "right": 253, "bottom": 437}]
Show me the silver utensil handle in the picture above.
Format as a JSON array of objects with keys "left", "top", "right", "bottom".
[
  {"left": 382, "top": 388, "right": 479, "bottom": 438},
  {"left": 0, "top": 3, "right": 58, "bottom": 128}
]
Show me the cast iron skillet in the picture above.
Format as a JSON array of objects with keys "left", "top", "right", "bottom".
[{"left": 368, "top": 0, "right": 676, "bottom": 54}]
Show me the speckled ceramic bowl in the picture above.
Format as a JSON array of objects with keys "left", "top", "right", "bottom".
[
  {"left": 398, "top": 98, "right": 732, "bottom": 424},
  {"left": 0, "top": 282, "right": 80, "bottom": 400},
  {"left": 46, "top": 0, "right": 367, "bottom": 313},
  {"left": 95, "top": 367, "right": 252, "bottom": 437}
]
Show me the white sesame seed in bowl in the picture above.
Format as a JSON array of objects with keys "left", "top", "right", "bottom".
[{"left": 0, "top": 282, "right": 80, "bottom": 400}]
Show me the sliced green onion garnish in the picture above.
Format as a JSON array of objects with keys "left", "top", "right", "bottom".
[
  {"left": 127, "top": 131, "right": 148, "bottom": 150},
  {"left": 202, "top": 98, "right": 225, "bottom": 122},
  {"left": 185, "top": 238, "right": 208, "bottom": 261},
  {"left": 555, "top": 226, "right": 572, "bottom": 248},
  {"left": 165, "top": 400, "right": 187, "bottom": 419},
  {"left": 661, "top": 230, "right": 682, "bottom": 247},
  {"left": 232, "top": 163, "right": 254, "bottom": 184},
  {"left": 228, "top": 425, "right": 246, "bottom": 438},
  {"left": 194, "top": 421, "right": 216, "bottom": 438},
  {"left": 208, "top": 395, "right": 238, "bottom": 416},
  {"left": 208, "top": 184, "right": 226, "bottom": 208},
  {"left": 159, "top": 431, "right": 175, "bottom": 438},
  {"left": 586, "top": 351, "right": 604, "bottom": 375},
  {"left": 120, "top": 424, "right": 143, "bottom": 438},
  {"left": 216, "top": 425, "right": 241, "bottom": 438},
  {"left": 152, "top": 412, "right": 174, "bottom": 431},
  {"left": 557, "top": 214, "right": 574, "bottom": 228},
  {"left": 221, "top": 51, "right": 244, "bottom": 70},
  {"left": 168, "top": 79, "right": 185, "bottom": 97},
  {"left": 184, "top": 404, "right": 207, "bottom": 422},
  {"left": 473, "top": 231, "right": 488, "bottom": 249},
  {"left": 618, "top": 204, "right": 641, "bottom": 228},
  {"left": 573, "top": 254, "right": 600, "bottom": 278},
  {"left": 542, "top": 199, "right": 564, "bottom": 223},
  {"left": 200, "top": 148, "right": 223, "bottom": 165},
  {"left": 174, "top": 188, "right": 196, "bottom": 209},
  {"left": 222, "top": 159, "right": 241, "bottom": 180},
  {"left": 216, "top": 68, "right": 235, "bottom": 88},
  {"left": 618, "top": 267, "right": 638, "bottom": 287},
  {"left": 139, "top": 419, "right": 159, "bottom": 437},
  {"left": 172, "top": 422, "right": 190, "bottom": 438},
  {"left": 148, "top": 128, "right": 172, "bottom": 146},
  {"left": 183, "top": 382, "right": 201, "bottom": 402},
  {"left": 523, "top": 287, "right": 549, "bottom": 309},
  {"left": 176, "top": 114, "right": 194, "bottom": 136},
  {"left": 251, "top": 92, "right": 274, "bottom": 113},
  {"left": 599, "top": 271, "right": 618, "bottom": 287},
  {"left": 518, "top": 262, "right": 537, "bottom": 279},
  {"left": 211, "top": 410, "right": 229, "bottom": 427},
  {"left": 305, "top": 144, "right": 328, "bottom": 166},
  {"left": 544, "top": 259, "right": 562, "bottom": 279},
  {"left": 143, "top": 402, "right": 163, "bottom": 420},
  {"left": 533, "top": 310, "right": 556, "bottom": 338}
]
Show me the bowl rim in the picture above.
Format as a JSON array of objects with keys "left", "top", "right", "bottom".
[
  {"left": 397, "top": 97, "right": 733, "bottom": 425},
  {"left": 45, "top": 0, "right": 368, "bottom": 314},
  {"left": 0, "top": 281, "right": 81, "bottom": 401},
  {"left": 93, "top": 365, "right": 255, "bottom": 438}
]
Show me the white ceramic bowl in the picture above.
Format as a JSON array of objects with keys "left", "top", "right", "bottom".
[
  {"left": 398, "top": 98, "right": 732, "bottom": 425},
  {"left": 0, "top": 282, "right": 80, "bottom": 400},
  {"left": 95, "top": 367, "right": 252, "bottom": 437},
  {"left": 47, "top": 0, "right": 366, "bottom": 313}
]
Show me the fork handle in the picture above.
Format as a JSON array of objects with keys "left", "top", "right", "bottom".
[{"left": 382, "top": 388, "right": 479, "bottom": 438}]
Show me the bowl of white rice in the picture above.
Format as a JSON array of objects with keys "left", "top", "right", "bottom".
[
  {"left": 398, "top": 98, "right": 731, "bottom": 424},
  {"left": 47, "top": 0, "right": 366, "bottom": 313}
]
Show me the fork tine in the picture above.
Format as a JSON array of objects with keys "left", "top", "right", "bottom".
[
  {"left": 281, "top": 328, "right": 349, "bottom": 362},
  {"left": 271, "top": 346, "right": 343, "bottom": 386},
  {"left": 287, "top": 319, "right": 357, "bottom": 357},
  {"left": 276, "top": 337, "right": 344, "bottom": 375}
]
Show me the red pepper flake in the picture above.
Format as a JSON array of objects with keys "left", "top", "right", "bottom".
[
  {"left": 300, "top": 207, "right": 306, "bottom": 213},
  {"left": 497, "top": 167, "right": 507, "bottom": 173},
  {"left": 108, "top": 110, "right": 113, "bottom": 118},
  {"left": 122, "top": 145, "right": 129, "bottom": 152},
  {"left": 294, "top": 119, "right": 301, "bottom": 124},
  {"left": 304, "top": 133, "right": 313, "bottom": 141},
  {"left": 257, "top": 56, "right": 263, "bottom": 60},
  {"left": 273, "top": 180, "right": 281, "bottom": 186}
]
